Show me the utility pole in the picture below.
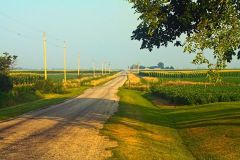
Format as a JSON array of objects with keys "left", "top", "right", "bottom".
[
  {"left": 102, "top": 62, "right": 104, "bottom": 75},
  {"left": 63, "top": 41, "right": 67, "bottom": 82},
  {"left": 92, "top": 61, "right": 96, "bottom": 77},
  {"left": 137, "top": 62, "right": 140, "bottom": 74},
  {"left": 78, "top": 52, "right": 80, "bottom": 77},
  {"left": 104, "top": 61, "right": 106, "bottom": 75},
  {"left": 43, "top": 32, "right": 47, "bottom": 80},
  {"left": 108, "top": 63, "right": 111, "bottom": 74}
]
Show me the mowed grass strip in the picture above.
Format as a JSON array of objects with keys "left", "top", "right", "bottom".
[
  {"left": 173, "top": 102, "right": 240, "bottom": 160},
  {"left": 102, "top": 89, "right": 240, "bottom": 160},
  {"left": 102, "top": 89, "right": 194, "bottom": 160},
  {"left": 0, "top": 87, "right": 88, "bottom": 120}
]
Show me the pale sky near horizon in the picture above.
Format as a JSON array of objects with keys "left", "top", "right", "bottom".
[{"left": 0, "top": 0, "right": 239, "bottom": 70}]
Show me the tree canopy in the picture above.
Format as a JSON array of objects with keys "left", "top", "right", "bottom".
[
  {"left": 157, "top": 62, "right": 164, "bottom": 69},
  {"left": 0, "top": 52, "right": 17, "bottom": 74},
  {"left": 129, "top": 0, "right": 240, "bottom": 69}
]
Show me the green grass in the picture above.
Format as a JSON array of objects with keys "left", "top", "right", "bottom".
[
  {"left": 48, "top": 73, "right": 80, "bottom": 82},
  {"left": 171, "top": 102, "right": 240, "bottom": 160},
  {"left": 102, "top": 89, "right": 194, "bottom": 160},
  {"left": 102, "top": 89, "right": 240, "bottom": 160},
  {"left": 0, "top": 87, "right": 88, "bottom": 120},
  {"left": 44, "top": 73, "right": 112, "bottom": 82}
]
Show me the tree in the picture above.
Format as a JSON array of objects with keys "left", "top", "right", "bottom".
[
  {"left": 0, "top": 53, "right": 17, "bottom": 92},
  {"left": 130, "top": 64, "right": 138, "bottom": 69},
  {"left": 0, "top": 52, "right": 17, "bottom": 74},
  {"left": 157, "top": 62, "right": 164, "bottom": 69},
  {"left": 129, "top": 0, "right": 240, "bottom": 70},
  {"left": 0, "top": 74, "right": 13, "bottom": 92}
]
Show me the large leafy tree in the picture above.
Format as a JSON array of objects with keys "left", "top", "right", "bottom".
[
  {"left": 129, "top": 0, "right": 240, "bottom": 70},
  {"left": 0, "top": 52, "right": 17, "bottom": 74},
  {"left": 157, "top": 62, "right": 164, "bottom": 69},
  {"left": 0, "top": 53, "right": 17, "bottom": 92}
]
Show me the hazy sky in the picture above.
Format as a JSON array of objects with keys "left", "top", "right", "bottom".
[{"left": 1, "top": 0, "right": 239, "bottom": 69}]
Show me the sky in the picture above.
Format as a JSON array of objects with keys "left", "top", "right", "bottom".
[{"left": 0, "top": 0, "right": 239, "bottom": 70}]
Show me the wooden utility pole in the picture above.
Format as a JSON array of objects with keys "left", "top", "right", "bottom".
[
  {"left": 63, "top": 41, "right": 67, "bottom": 82},
  {"left": 102, "top": 62, "right": 104, "bottom": 75},
  {"left": 137, "top": 63, "right": 140, "bottom": 74},
  {"left": 104, "top": 61, "right": 106, "bottom": 75},
  {"left": 43, "top": 32, "right": 47, "bottom": 80},
  {"left": 92, "top": 62, "right": 96, "bottom": 77},
  {"left": 108, "top": 63, "right": 111, "bottom": 74},
  {"left": 78, "top": 52, "right": 80, "bottom": 77}
]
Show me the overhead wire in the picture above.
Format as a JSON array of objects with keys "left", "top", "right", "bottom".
[{"left": 0, "top": 10, "right": 65, "bottom": 48}]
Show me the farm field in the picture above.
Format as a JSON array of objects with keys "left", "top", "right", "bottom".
[
  {"left": 139, "top": 69, "right": 240, "bottom": 83},
  {"left": 10, "top": 70, "right": 115, "bottom": 83},
  {"left": 126, "top": 70, "right": 240, "bottom": 105},
  {"left": 102, "top": 89, "right": 240, "bottom": 160}
]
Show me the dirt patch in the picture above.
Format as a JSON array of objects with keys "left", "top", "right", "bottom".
[
  {"left": 186, "top": 127, "right": 209, "bottom": 137},
  {"left": 148, "top": 95, "right": 180, "bottom": 107},
  {"left": 162, "top": 81, "right": 211, "bottom": 86},
  {"left": 142, "top": 131, "right": 173, "bottom": 142}
]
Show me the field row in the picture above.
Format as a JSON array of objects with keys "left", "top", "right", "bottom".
[
  {"left": 125, "top": 72, "right": 240, "bottom": 105},
  {"left": 10, "top": 71, "right": 117, "bottom": 85},
  {"left": 139, "top": 70, "right": 240, "bottom": 79},
  {"left": 151, "top": 85, "right": 240, "bottom": 105},
  {"left": 1, "top": 71, "right": 119, "bottom": 108},
  {"left": 10, "top": 70, "right": 111, "bottom": 74}
]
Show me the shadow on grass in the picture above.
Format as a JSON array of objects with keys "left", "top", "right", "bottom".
[{"left": 111, "top": 92, "right": 240, "bottom": 130}]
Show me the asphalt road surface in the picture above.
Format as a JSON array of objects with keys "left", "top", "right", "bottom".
[{"left": 0, "top": 74, "right": 127, "bottom": 160}]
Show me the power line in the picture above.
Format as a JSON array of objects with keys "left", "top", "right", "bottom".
[
  {"left": 0, "top": 25, "right": 38, "bottom": 41},
  {"left": 0, "top": 25, "right": 62, "bottom": 48},
  {"left": 0, "top": 10, "right": 43, "bottom": 33},
  {"left": 0, "top": 10, "right": 65, "bottom": 42}
]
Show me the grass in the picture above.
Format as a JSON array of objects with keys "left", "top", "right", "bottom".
[
  {"left": 102, "top": 89, "right": 240, "bottom": 160},
  {"left": 102, "top": 89, "right": 194, "bottom": 160},
  {"left": 0, "top": 87, "right": 88, "bottom": 120},
  {"left": 172, "top": 102, "right": 240, "bottom": 160},
  {"left": 48, "top": 73, "right": 80, "bottom": 82}
]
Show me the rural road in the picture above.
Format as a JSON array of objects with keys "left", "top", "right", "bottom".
[{"left": 0, "top": 74, "right": 127, "bottom": 160}]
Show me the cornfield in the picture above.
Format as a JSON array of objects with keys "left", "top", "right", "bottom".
[
  {"left": 10, "top": 73, "right": 44, "bottom": 85},
  {"left": 139, "top": 70, "right": 240, "bottom": 78}
]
